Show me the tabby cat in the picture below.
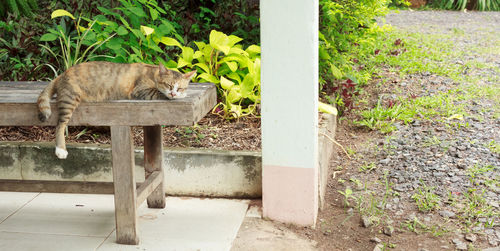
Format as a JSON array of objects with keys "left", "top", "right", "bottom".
[{"left": 37, "top": 61, "right": 195, "bottom": 159}]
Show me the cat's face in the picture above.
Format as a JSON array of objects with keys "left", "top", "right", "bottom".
[{"left": 158, "top": 64, "right": 196, "bottom": 99}]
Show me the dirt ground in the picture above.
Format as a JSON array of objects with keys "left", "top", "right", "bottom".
[{"left": 0, "top": 113, "right": 261, "bottom": 151}]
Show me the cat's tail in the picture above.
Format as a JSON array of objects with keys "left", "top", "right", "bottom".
[{"left": 37, "top": 76, "right": 60, "bottom": 122}]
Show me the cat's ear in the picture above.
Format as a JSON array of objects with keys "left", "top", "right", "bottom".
[
  {"left": 159, "top": 63, "right": 170, "bottom": 75},
  {"left": 183, "top": 71, "right": 196, "bottom": 80}
]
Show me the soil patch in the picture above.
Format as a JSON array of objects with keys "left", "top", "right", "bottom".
[{"left": 0, "top": 114, "right": 261, "bottom": 151}]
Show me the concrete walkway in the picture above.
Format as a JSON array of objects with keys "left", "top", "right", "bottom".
[{"left": 0, "top": 192, "right": 248, "bottom": 251}]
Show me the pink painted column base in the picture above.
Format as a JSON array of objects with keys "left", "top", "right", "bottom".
[{"left": 263, "top": 165, "right": 318, "bottom": 226}]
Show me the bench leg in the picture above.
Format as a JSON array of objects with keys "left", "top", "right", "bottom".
[
  {"left": 111, "top": 126, "right": 139, "bottom": 245},
  {"left": 143, "top": 125, "right": 166, "bottom": 208}
]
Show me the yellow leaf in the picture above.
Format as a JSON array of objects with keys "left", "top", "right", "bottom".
[
  {"left": 160, "top": 37, "right": 182, "bottom": 48},
  {"left": 447, "top": 114, "right": 464, "bottom": 121},
  {"left": 220, "top": 76, "right": 235, "bottom": 90},
  {"left": 318, "top": 102, "right": 338, "bottom": 115},
  {"left": 140, "top": 26, "right": 154, "bottom": 36},
  {"left": 51, "top": 9, "right": 75, "bottom": 20}
]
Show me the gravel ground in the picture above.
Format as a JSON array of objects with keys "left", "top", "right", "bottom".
[{"left": 381, "top": 10, "right": 499, "bottom": 248}]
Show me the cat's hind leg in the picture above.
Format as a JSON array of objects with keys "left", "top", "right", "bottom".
[{"left": 54, "top": 88, "right": 81, "bottom": 159}]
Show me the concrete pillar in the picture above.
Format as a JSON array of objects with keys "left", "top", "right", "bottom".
[{"left": 261, "top": 0, "right": 319, "bottom": 225}]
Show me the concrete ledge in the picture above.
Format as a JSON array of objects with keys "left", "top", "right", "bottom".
[
  {"left": 0, "top": 142, "right": 261, "bottom": 198},
  {"left": 318, "top": 113, "right": 337, "bottom": 210}
]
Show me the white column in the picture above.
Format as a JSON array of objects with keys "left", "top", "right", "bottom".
[{"left": 261, "top": 0, "right": 319, "bottom": 225}]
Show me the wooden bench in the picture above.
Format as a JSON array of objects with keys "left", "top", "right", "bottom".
[{"left": 0, "top": 81, "right": 216, "bottom": 245}]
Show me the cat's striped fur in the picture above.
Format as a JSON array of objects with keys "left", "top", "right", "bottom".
[{"left": 37, "top": 61, "right": 195, "bottom": 159}]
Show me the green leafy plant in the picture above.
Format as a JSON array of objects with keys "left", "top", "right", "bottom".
[
  {"left": 319, "top": 0, "right": 391, "bottom": 112},
  {"left": 412, "top": 181, "right": 441, "bottom": 212},
  {"left": 487, "top": 140, "right": 500, "bottom": 154},
  {"left": 40, "top": 10, "right": 114, "bottom": 74},
  {"left": 431, "top": 0, "right": 500, "bottom": 11},
  {"left": 160, "top": 0, "right": 260, "bottom": 46},
  {"left": 338, "top": 187, "right": 355, "bottom": 207},
  {"left": 92, "top": 0, "right": 182, "bottom": 64},
  {"left": 0, "top": 15, "right": 49, "bottom": 80},
  {"left": 359, "top": 162, "right": 377, "bottom": 172},
  {"left": 0, "top": 0, "right": 38, "bottom": 18},
  {"left": 165, "top": 30, "right": 261, "bottom": 120},
  {"left": 403, "top": 216, "right": 448, "bottom": 236},
  {"left": 39, "top": 10, "right": 115, "bottom": 74}
]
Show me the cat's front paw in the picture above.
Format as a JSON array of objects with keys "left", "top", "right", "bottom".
[{"left": 55, "top": 147, "right": 68, "bottom": 159}]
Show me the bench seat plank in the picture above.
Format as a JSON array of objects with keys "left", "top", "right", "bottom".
[{"left": 0, "top": 81, "right": 216, "bottom": 126}]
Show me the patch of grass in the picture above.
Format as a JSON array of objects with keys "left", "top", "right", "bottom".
[
  {"left": 356, "top": 90, "right": 468, "bottom": 133},
  {"left": 457, "top": 188, "right": 499, "bottom": 228},
  {"left": 359, "top": 162, "right": 377, "bottom": 172},
  {"left": 421, "top": 136, "right": 442, "bottom": 147},
  {"left": 403, "top": 217, "right": 449, "bottom": 237},
  {"left": 412, "top": 181, "right": 441, "bottom": 212},
  {"left": 487, "top": 140, "right": 500, "bottom": 155}
]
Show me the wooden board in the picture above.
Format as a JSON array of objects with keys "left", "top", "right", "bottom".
[
  {"left": 111, "top": 126, "right": 139, "bottom": 245},
  {"left": 0, "top": 81, "right": 217, "bottom": 126},
  {"left": 0, "top": 179, "right": 115, "bottom": 194}
]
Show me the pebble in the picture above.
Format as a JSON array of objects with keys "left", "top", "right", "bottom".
[
  {"left": 439, "top": 210, "right": 456, "bottom": 218},
  {"left": 464, "top": 233, "right": 477, "bottom": 242},
  {"left": 370, "top": 237, "right": 382, "bottom": 243},
  {"left": 383, "top": 226, "right": 394, "bottom": 236},
  {"left": 361, "top": 216, "right": 372, "bottom": 228},
  {"left": 373, "top": 244, "right": 384, "bottom": 251}
]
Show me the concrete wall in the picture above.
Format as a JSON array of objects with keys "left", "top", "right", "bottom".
[{"left": 0, "top": 142, "right": 261, "bottom": 198}]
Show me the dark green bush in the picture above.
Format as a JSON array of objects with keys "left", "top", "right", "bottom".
[{"left": 319, "top": 0, "right": 391, "bottom": 114}]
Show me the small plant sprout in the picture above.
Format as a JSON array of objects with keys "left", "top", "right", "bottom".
[
  {"left": 359, "top": 162, "right": 377, "bottom": 172},
  {"left": 412, "top": 181, "right": 441, "bottom": 212},
  {"left": 338, "top": 188, "right": 355, "bottom": 207}
]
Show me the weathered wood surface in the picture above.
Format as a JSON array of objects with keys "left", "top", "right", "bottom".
[
  {"left": 136, "top": 171, "right": 163, "bottom": 208},
  {"left": 143, "top": 125, "right": 166, "bottom": 208},
  {"left": 111, "top": 126, "right": 139, "bottom": 245},
  {"left": 0, "top": 81, "right": 217, "bottom": 126},
  {"left": 0, "top": 179, "right": 115, "bottom": 194}
]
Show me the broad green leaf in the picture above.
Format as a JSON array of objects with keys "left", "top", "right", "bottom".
[
  {"left": 160, "top": 37, "right": 181, "bottom": 48},
  {"left": 245, "top": 45, "right": 260, "bottom": 55},
  {"left": 330, "top": 63, "right": 343, "bottom": 79},
  {"left": 106, "top": 37, "right": 124, "bottom": 50},
  {"left": 127, "top": 6, "right": 147, "bottom": 17},
  {"left": 220, "top": 55, "right": 246, "bottom": 66},
  {"left": 140, "top": 26, "right": 154, "bottom": 36},
  {"left": 194, "top": 63, "right": 210, "bottom": 73},
  {"left": 209, "top": 30, "right": 230, "bottom": 55},
  {"left": 194, "top": 41, "right": 206, "bottom": 50},
  {"left": 227, "top": 72, "right": 242, "bottom": 84},
  {"left": 240, "top": 74, "right": 255, "bottom": 98},
  {"left": 181, "top": 47, "right": 194, "bottom": 64},
  {"left": 149, "top": 8, "right": 158, "bottom": 21},
  {"left": 227, "top": 35, "right": 243, "bottom": 47},
  {"left": 51, "top": 9, "right": 75, "bottom": 20},
  {"left": 225, "top": 61, "right": 238, "bottom": 72},
  {"left": 130, "top": 29, "right": 144, "bottom": 41},
  {"left": 319, "top": 47, "right": 331, "bottom": 60},
  {"left": 177, "top": 57, "right": 189, "bottom": 68},
  {"left": 227, "top": 86, "right": 242, "bottom": 103},
  {"left": 116, "top": 26, "right": 128, "bottom": 36},
  {"left": 228, "top": 47, "right": 248, "bottom": 56},
  {"left": 40, "top": 33, "right": 58, "bottom": 42},
  {"left": 318, "top": 102, "right": 338, "bottom": 115},
  {"left": 220, "top": 76, "right": 235, "bottom": 90},
  {"left": 198, "top": 73, "right": 219, "bottom": 83},
  {"left": 193, "top": 51, "right": 204, "bottom": 59}
]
